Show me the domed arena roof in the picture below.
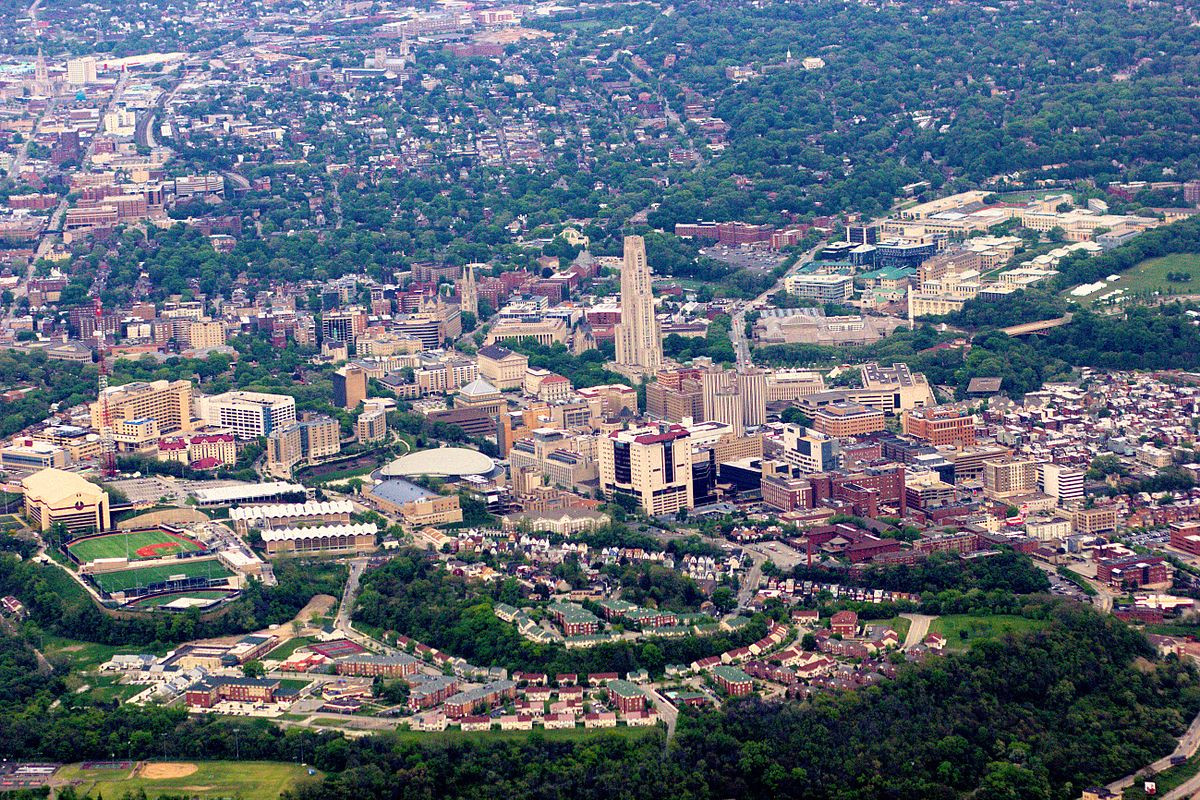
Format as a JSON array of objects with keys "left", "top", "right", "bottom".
[{"left": 379, "top": 447, "right": 497, "bottom": 479}]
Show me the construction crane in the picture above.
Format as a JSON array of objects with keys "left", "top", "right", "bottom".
[{"left": 94, "top": 297, "right": 117, "bottom": 479}]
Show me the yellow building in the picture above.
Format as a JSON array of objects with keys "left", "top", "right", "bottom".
[{"left": 22, "top": 468, "right": 111, "bottom": 534}]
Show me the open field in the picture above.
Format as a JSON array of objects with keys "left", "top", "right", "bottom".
[
  {"left": 58, "top": 761, "right": 320, "bottom": 800},
  {"left": 267, "top": 636, "right": 318, "bottom": 661},
  {"left": 930, "top": 615, "right": 1048, "bottom": 651},
  {"left": 91, "top": 560, "right": 233, "bottom": 593},
  {"left": 41, "top": 635, "right": 171, "bottom": 671},
  {"left": 68, "top": 530, "right": 204, "bottom": 563},
  {"left": 1069, "top": 252, "right": 1200, "bottom": 303}
]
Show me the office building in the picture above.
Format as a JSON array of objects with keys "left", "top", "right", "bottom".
[
  {"left": 784, "top": 273, "right": 854, "bottom": 302},
  {"left": 811, "top": 401, "right": 886, "bottom": 438},
  {"left": 902, "top": 407, "right": 977, "bottom": 447},
  {"left": 781, "top": 425, "right": 838, "bottom": 474},
  {"left": 91, "top": 379, "right": 194, "bottom": 434},
  {"left": 1038, "top": 463, "right": 1085, "bottom": 505},
  {"left": 599, "top": 424, "right": 693, "bottom": 516},
  {"left": 334, "top": 365, "right": 368, "bottom": 409},
  {"left": 614, "top": 235, "right": 663, "bottom": 374},
  {"left": 196, "top": 391, "right": 297, "bottom": 439}
]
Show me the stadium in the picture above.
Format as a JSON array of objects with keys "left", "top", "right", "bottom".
[{"left": 63, "top": 526, "right": 239, "bottom": 606}]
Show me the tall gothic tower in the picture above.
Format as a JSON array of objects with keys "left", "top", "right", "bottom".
[{"left": 615, "top": 235, "right": 662, "bottom": 374}]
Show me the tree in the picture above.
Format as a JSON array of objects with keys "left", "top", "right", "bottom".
[{"left": 712, "top": 586, "right": 736, "bottom": 613}]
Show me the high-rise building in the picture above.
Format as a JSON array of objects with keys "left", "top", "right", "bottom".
[
  {"left": 737, "top": 370, "right": 767, "bottom": 428},
  {"left": 599, "top": 423, "right": 693, "bottom": 515},
  {"left": 614, "top": 236, "right": 662, "bottom": 374},
  {"left": 357, "top": 408, "right": 388, "bottom": 443},
  {"left": 333, "top": 365, "right": 368, "bottom": 409},
  {"left": 982, "top": 457, "right": 1041, "bottom": 499},
  {"left": 196, "top": 391, "right": 297, "bottom": 439},
  {"left": 1038, "top": 463, "right": 1085, "bottom": 505},
  {"left": 91, "top": 379, "right": 194, "bottom": 434},
  {"left": 67, "top": 57, "right": 98, "bottom": 86}
]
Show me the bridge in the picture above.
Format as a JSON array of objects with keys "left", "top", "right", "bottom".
[{"left": 1000, "top": 313, "right": 1073, "bottom": 336}]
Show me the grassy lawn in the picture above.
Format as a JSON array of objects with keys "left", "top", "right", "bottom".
[
  {"left": 40, "top": 634, "right": 168, "bottom": 671},
  {"left": 930, "top": 615, "right": 1047, "bottom": 651},
  {"left": 68, "top": 530, "right": 203, "bottom": 563},
  {"left": 61, "top": 761, "right": 320, "bottom": 800},
  {"left": 1070, "top": 252, "right": 1200, "bottom": 303},
  {"left": 876, "top": 616, "right": 911, "bottom": 639},
  {"left": 92, "top": 559, "right": 233, "bottom": 593},
  {"left": 81, "top": 674, "right": 146, "bottom": 703},
  {"left": 266, "top": 636, "right": 318, "bottom": 661}
]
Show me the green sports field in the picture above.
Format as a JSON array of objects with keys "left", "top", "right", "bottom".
[
  {"left": 68, "top": 530, "right": 204, "bottom": 563},
  {"left": 91, "top": 560, "right": 233, "bottom": 593},
  {"left": 57, "top": 760, "right": 320, "bottom": 800}
]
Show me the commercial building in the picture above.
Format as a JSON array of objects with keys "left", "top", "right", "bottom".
[
  {"left": 22, "top": 468, "right": 111, "bottom": 534},
  {"left": 599, "top": 424, "right": 693, "bottom": 516},
  {"left": 614, "top": 235, "right": 663, "bottom": 375},
  {"left": 195, "top": 391, "right": 297, "bottom": 439},
  {"left": 91, "top": 379, "right": 194, "bottom": 434}
]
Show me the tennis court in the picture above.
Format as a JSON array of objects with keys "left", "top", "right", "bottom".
[{"left": 68, "top": 530, "right": 204, "bottom": 563}]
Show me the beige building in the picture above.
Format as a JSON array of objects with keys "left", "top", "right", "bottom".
[
  {"left": 476, "top": 344, "right": 529, "bottom": 390},
  {"left": 982, "top": 457, "right": 1042, "bottom": 500},
  {"left": 614, "top": 235, "right": 663, "bottom": 375},
  {"left": 22, "top": 468, "right": 111, "bottom": 534},
  {"left": 357, "top": 408, "right": 388, "bottom": 443},
  {"left": 599, "top": 424, "right": 693, "bottom": 516},
  {"left": 484, "top": 318, "right": 569, "bottom": 347},
  {"left": 186, "top": 320, "right": 226, "bottom": 350},
  {"left": 91, "top": 379, "right": 194, "bottom": 434}
]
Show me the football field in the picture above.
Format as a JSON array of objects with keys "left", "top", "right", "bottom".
[
  {"left": 68, "top": 530, "right": 204, "bottom": 563},
  {"left": 90, "top": 560, "right": 232, "bottom": 593}
]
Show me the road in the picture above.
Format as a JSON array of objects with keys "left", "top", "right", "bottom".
[
  {"left": 645, "top": 686, "right": 680, "bottom": 740},
  {"left": 335, "top": 557, "right": 369, "bottom": 631},
  {"left": 737, "top": 548, "right": 766, "bottom": 609},
  {"left": 1099, "top": 705, "right": 1200, "bottom": 798},
  {"left": 899, "top": 613, "right": 937, "bottom": 650}
]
